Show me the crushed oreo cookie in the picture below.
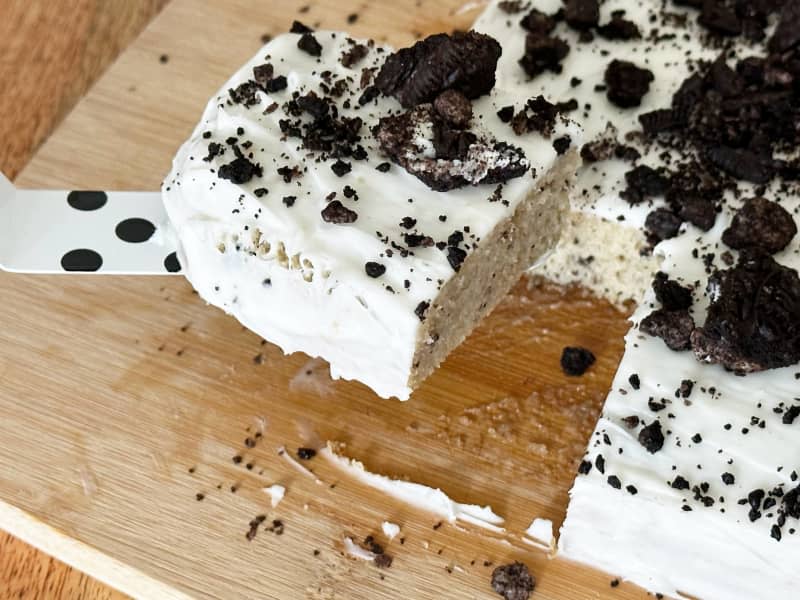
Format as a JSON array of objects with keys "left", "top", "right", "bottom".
[
  {"left": 297, "top": 33, "right": 323, "bottom": 57},
  {"left": 691, "top": 251, "right": 800, "bottom": 372},
  {"left": 722, "top": 197, "right": 797, "bottom": 255},
  {"left": 374, "top": 104, "right": 528, "bottom": 191},
  {"left": 491, "top": 562, "right": 535, "bottom": 600},
  {"left": 365, "top": 262, "right": 386, "bottom": 278},
  {"left": 375, "top": 32, "right": 502, "bottom": 107},
  {"left": 218, "top": 147, "right": 263, "bottom": 184},
  {"left": 604, "top": 60, "right": 654, "bottom": 108},
  {"left": 519, "top": 31, "right": 569, "bottom": 78},
  {"left": 561, "top": 346, "right": 596, "bottom": 376},
  {"left": 652, "top": 272, "right": 693, "bottom": 311},
  {"left": 640, "top": 309, "right": 695, "bottom": 351},
  {"left": 638, "top": 420, "right": 665, "bottom": 453},
  {"left": 321, "top": 200, "right": 358, "bottom": 224}
]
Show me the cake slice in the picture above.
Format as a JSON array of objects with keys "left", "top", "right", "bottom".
[
  {"left": 478, "top": 1, "right": 800, "bottom": 598},
  {"left": 163, "top": 26, "right": 580, "bottom": 399}
]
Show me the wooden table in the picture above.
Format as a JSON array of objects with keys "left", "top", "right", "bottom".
[{"left": 0, "top": 2, "right": 166, "bottom": 597}]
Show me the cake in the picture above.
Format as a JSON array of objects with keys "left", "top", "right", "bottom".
[
  {"left": 163, "top": 26, "right": 580, "bottom": 400},
  {"left": 477, "top": 1, "right": 800, "bottom": 598}
]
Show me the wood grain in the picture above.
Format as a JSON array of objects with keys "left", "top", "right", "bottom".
[
  {"left": 0, "top": 1, "right": 166, "bottom": 598},
  {"left": 2, "top": 1, "right": 643, "bottom": 598}
]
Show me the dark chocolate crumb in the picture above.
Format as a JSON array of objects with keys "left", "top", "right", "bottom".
[
  {"left": 415, "top": 300, "right": 430, "bottom": 322},
  {"left": 491, "top": 562, "right": 535, "bottom": 600},
  {"left": 365, "top": 262, "right": 386, "bottom": 278},
  {"left": 297, "top": 33, "right": 322, "bottom": 57},
  {"left": 604, "top": 60, "right": 654, "bottom": 108},
  {"left": 290, "top": 20, "right": 313, "bottom": 34},
  {"left": 560, "top": 347, "right": 596, "bottom": 376},
  {"left": 321, "top": 200, "right": 358, "bottom": 224},
  {"left": 297, "top": 447, "right": 317, "bottom": 460},
  {"left": 331, "top": 159, "right": 352, "bottom": 177},
  {"left": 638, "top": 420, "right": 665, "bottom": 453}
]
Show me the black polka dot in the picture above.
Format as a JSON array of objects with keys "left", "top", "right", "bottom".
[
  {"left": 116, "top": 218, "right": 155, "bottom": 243},
  {"left": 67, "top": 191, "right": 107, "bottom": 211},
  {"left": 61, "top": 249, "right": 102, "bottom": 272},
  {"left": 164, "top": 252, "right": 181, "bottom": 273}
]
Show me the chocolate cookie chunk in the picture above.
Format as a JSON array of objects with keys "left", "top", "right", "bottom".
[
  {"left": 640, "top": 309, "right": 695, "bottom": 351},
  {"left": 321, "top": 200, "right": 358, "bottom": 224},
  {"left": 491, "top": 562, "right": 535, "bottom": 600},
  {"left": 652, "top": 272, "right": 693, "bottom": 311},
  {"left": 564, "top": 0, "right": 599, "bottom": 31},
  {"left": 561, "top": 347, "right": 596, "bottom": 376},
  {"left": 604, "top": 60, "right": 654, "bottom": 108},
  {"left": 597, "top": 12, "right": 641, "bottom": 40},
  {"left": 519, "top": 8, "right": 557, "bottom": 35},
  {"left": 721, "top": 197, "right": 797, "bottom": 254},
  {"left": 638, "top": 420, "right": 665, "bottom": 453},
  {"left": 645, "top": 207, "right": 682, "bottom": 242},
  {"left": 374, "top": 105, "right": 528, "bottom": 191},
  {"left": 375, "top": 32, "right": 502, "bottom": 108},
  {"left": 519, "top": 33, "right": 569, "bottom": 78},
  {"left": 691, "top": 251, "right": 800, "bottom": 372},
  {"left": 769, "top": 2, "right": 800, "bottom": 53},
  {"left": 433, "top": 89, "right": 473, "bottom": 128}
]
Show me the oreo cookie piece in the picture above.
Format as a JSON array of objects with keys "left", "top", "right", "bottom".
[
  {"left": 375, "top": 32, "right": 502, "bottom": 108},
  {"left": 721, "top": 197, "right": 797, "bottom": 254},
  {"left": 561, "top": 347, "right": 596, "bottom": 376},
  {"left": 640, "top": 309, "right": 695, "bottom": 351},
  {"left": 652, "top": 272, "right": 693, "bottom": 312},
  {"left": 638, "top": 420, "right": 665, "bottom": 454},
  {"left": 597, "top": 12, "right": 641, "bottom": 40},
  {"left": 691, "top": 251, "right": 800, "bottom": 372},
  {"left": 374, "top": 105, "right": 528, "bottom": 192},
  {"left": 519, "top": 33, "right": 570, "bottom": 79},
  {"left": 604, "top": 60, "right": 654, "bottom": 108},
  {"left": 769, "top": 2, "right": 800, "bottom": 53},
  {"left": 520, "top": 9, "right": 557, "bottom": 35},
  {"left": 321, "top": 200, "right": 358, "bottom": 224},
  {"left": 564, "top": 0, "right": 600, "bottom": 31},
  {"left": 491, "top": 562, "right": 536, "bottom": 600},
  {"left": 433, "top": 89, "right": 473, "bottom": 128},
  {"left": 645, "top": 208, "right": 682, "bottom": 242}
]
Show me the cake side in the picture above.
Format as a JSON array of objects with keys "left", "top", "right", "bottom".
[
  {"left": 411, "top": 149, "right": 577, "bottom": 388},
  {"left": 534, "top": 212, "right": 658, "bottom": 308}
]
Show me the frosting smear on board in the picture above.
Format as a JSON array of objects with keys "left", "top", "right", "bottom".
[{"left": 477, "top": 1, "right": 800, "bottom": 599}]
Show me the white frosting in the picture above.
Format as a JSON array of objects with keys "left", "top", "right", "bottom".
[
  {"left": 163, "top": 30, "right": 580, "bottom": 399},
  {"left": 381, "top": 521, "right": 401, "bottom": 540},
  {"left": 475, "top": 0, "right": 718, "bottom": 230},
  {"left": 478, "top": 2, "right": 800, "bottom": 598},
  {"left": 262, "top": 484, "right": 285, "bottom": 508},
  {"left": 277, "top": 446, "right": 322, "bottom": 483},
  {"left": 321, "top": 443, "right": 505, "bottom": 531},
  {"left": 523, "top": 517, "right": 553, "bottom": 550},
  {"left": 343, "top": 536, "right": 377, "bottom": 561}
]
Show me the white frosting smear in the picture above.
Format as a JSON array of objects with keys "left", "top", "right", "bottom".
[
  {"left": 262, "top": 484, "right": 285, "bottom": 508},
  {"left": 381, "top": 521, "right": 401, "bottom": 540},
  {"left": 321, "top": 442, "right": 505, "bottom": 532}
]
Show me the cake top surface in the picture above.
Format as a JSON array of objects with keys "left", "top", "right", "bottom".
[{"left": 163, "top": 27, "right": 580, "bottom": 327}]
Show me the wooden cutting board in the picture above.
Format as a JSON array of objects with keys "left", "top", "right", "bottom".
[{"left": 2, "top": 1, "right": 643, "bottom": 598}]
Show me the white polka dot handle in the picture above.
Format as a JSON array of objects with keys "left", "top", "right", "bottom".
[{"left": 0, "top": 171, "right": 180, "bottom": 274}]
